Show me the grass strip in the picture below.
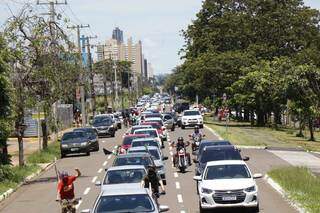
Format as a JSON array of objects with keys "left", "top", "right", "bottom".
[
  {"left": 268, "top": 167, "right": 320, "bottom": 213},
  {"left": 0, "top": 164, "right": 40, "bottom": 194},
  {"left": 27, "top": 141, "right": 60, "bottom": 164}
]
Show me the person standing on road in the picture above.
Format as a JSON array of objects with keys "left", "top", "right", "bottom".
[{"left": 56, "top": 168, "right": 81, "bottom": 201}]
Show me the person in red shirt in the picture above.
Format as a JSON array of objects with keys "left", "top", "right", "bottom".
[{"left": 56, "top": 168, "right": 81, "bottom": 200}]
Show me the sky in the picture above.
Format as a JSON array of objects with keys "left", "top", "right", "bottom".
[{"left": 0, "top": 0, "right": 319, "bottom": 75}]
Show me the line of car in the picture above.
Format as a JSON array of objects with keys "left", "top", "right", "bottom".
[{"left": 81, "top": 95, "right": 172, "bottom": 213}]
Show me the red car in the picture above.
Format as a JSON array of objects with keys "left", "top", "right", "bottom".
[{"left": 121, "top": 134, "right": 148, "bottom": 150}]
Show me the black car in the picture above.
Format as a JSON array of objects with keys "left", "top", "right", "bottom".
[
  {"left": 60, "top": 131, "right": 91, "bottom": 158},
  {"left": 92, "top": 115, "right": 116, "bottom": 137},
  {"left": 193, "top": 140, "right": 232, "bottom": 156},
  {"left": 73, "top": 127, "right": 99, "bottom": 152},
  {"left": 194, "top": 145, "right": 248, "bottom": 175},
  {"left": 173, "top": 102, "right": 190, "bottom": 114}
]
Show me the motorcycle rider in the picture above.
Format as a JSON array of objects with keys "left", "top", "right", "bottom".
[
  {"left": 191, "top": 126, "right": 204, "bottom": 150},
  {"left": 172, "top": 137, "right": 191, "bottom": 166},
  {"left": 56, "top": 169, "right": 81, "bottom": 202},
  {"left": 141, "top": 166, "right": 165, "bottom": 205}
]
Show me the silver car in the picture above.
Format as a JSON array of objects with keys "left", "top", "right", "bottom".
[
  {"left": 127, "top": 146, "right": 168, "bottom": 185},
  {"left": 81, "top": 186, "right": 169, "bottom": 213},
  {"left": 95, "top": 165, "right": 147, "bottom": 190},
  {"left": 162, "top": 113, "right": 175, "bottom": 131}
]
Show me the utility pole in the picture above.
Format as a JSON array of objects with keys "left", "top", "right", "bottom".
[
  {"left": 37, "top": 0, "right": 67, "bottom": 146},
  {"left": 68, "top": 24, "right": 90, "bottom": 127},
  {"left": 85, "top": 36, "right": 97, "bottom": 117}
]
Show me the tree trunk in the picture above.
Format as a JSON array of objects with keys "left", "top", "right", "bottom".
[
  {"left": 308, "top": 118, "right": 315, "bottom": 141},
  {"left": 250, "top": 110, "right": 255, "bottom": 126},
  {"left": 244, "top": 108, "right": 250, "bottom": 122},
  {"left": 18, "top": 134, "right": 24, "bottom": 166},
  {"left": 41, "top": 119, "right": 48, "bottom": 149},
  {"left": 1, "top": 144, "right": 10, "bottom": 165}
]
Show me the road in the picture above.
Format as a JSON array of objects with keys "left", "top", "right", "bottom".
[{"left": 0, "top": 126, "right": 298, "bottom": 213}]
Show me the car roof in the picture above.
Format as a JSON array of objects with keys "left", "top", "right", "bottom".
[
  {"left": 124, "top": 134, "right": 148, "bottom": 138},
  {"left": 134, "top": 128, "right": 158, "bottom": 132},
  {"left": 132, "top": 137, "right": 156, "bottom": 142},
  {"left": 128, "top": 146, "right": 159, "bottom": 151},
  {"left": 184, "top": 109, "right": 199, "bottom": 112},
  {"left": 206, "top": 160, "right": 246, "bottom": 166},
  {"left": 116, "top": 153, "right": 152, "bottom": 158},
  {"left": 107, "top": 165, "right": 146, "bottom": 171},
  {"left": 132, "top": 125, "right": 152, "bottom": 128},
  {"left": 100, "top": 185, "right": 148, "bottom": 196},
  {"left": 201, "top": 140, "right": 231, "bottom": 144},
  {"left": 95, "top": 114, "right": 111, "bottom": 117},
  {"left": 203, "top": 145, "right": 237, "bottom": 151},
  {"left": 145, "top": 117, "right": 162, "bottom": 121}
]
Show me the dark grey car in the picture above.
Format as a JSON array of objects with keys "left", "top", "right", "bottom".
[
  {"left": 60, "top": 131, "right": 91, "bottom": 158},
  {"left": 73, "top": 127, "right": 99, "bottom": 152},
  {"left": 92, "top": 115, "right": 116, "bottom": 137}
]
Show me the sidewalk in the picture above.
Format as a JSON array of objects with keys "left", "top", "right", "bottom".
[{"left": 7, "top": 127, "right": 74, "bottom": 166}]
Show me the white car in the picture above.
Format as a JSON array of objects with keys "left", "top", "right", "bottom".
[
  {"left": 193, "top": 160, "right": 262, "bottom": 212},
  {"left": 134, "top": 128, "right": 164, "bottom": 148},
  {"left": 181, "top": 110, "right": 203, "bottom": 129}
]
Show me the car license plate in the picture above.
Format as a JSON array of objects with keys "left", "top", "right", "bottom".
[
  {"left": 222, "top": 196, "right": 237, "bottom": 201},
  {"left": 71, "top": 148, "right": 79, "bottom": 151}
]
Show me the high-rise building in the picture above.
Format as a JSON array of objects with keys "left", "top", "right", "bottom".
[
  {"left": 147, "top": 63, "right": 154, "bottom": 79},
  {"left": 143, "top": 58, "right": 148, "bottom": 79},
  {"left": 112, "top": 27, "right": 123, "bottom": 44}
]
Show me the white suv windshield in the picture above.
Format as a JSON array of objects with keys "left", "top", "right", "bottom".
[
  {"left": 205, "top": 165, "right": 251, "bottom": 180},
  {"left": 184, "top": 111, "right": 200, "bottom": 116}
]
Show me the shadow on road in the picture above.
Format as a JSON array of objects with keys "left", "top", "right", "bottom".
[
  {"left": 24, "top": 175, "right": 92, "bottom": 185},
  {"left": 201, "top": 207, "right": 257, "bottom": 213}
]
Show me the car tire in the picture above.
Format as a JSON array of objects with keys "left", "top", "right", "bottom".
[
  {"left": 61, "top": 152, "right": 65, "bottom": 158},
  {"left": 162, "top": 180, "right": 167, "bottom": 185},
  {"left": 171, "top": 125, "right": 175, "bottom": 131},
  {"left": 199, "top": 202, "right": 206, "bottom": 213},
  {"left": 181, "top": 125, "right": 185, "bottom": 129},
  {"left": 86, "top": 151, "right": 90, "bottom": 156},
  {"left": 200, "top": 124, "right": 204, "bottom": 129},
  {"left": 95, "top": 144, "right": 100, "bottom": 152},
  {"left": 250, "top": 204, "right": 260, "bottom": 212},
  {"left": 111, "top": 132, "right": 115, "bottom": 137}
]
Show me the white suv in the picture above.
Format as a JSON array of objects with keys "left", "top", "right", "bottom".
[
  {"left": 193, "top": 160, "right": 262, "bottom": 212},
  {"left": 181, "top": 110, "right": 203, "bottom": 129}
]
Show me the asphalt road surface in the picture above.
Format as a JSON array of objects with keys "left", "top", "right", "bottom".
[{"left": 0, "top": 126, "right": 298, "bottom": 213}]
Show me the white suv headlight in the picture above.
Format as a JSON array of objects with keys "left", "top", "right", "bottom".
[
  {"left": 80, "top": 142, "right": 88, "bottom": 146},
  {"left": 61, "top": 144, "right": 68, "bottom": 148},
  {"left": 201, "top": 187, "right": 213, "bottom": 194},
  {"left": 244, "top": 185, "right": 256, "bottom": 192}
]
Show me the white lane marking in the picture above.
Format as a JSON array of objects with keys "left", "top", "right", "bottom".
[
  {"left": 107, "top": 155, "right": 112, "bottom": 160},
  {"left": 174, "top": 172, "right": 178, "bottom": 178},
  {"left": 75, "top": 200, "right": 82, "bottom": 209},
  {"left": 92, "top": 176, "right": 98, "bottom": 183},
  {"left": 169, "top": 146, "right": 172, "bottom": 151},
  {"left": 175, "top": 182, "right": 180, "bottom": 189},
  {"left": 177, "top": 194, "right": 183, "bottom": 203},
  {"left": 102, "top": 140, "right": 106, "bottom": 143},
  {"left": 103, "top": 161, "right": 108, "bottom": 166},
  {"left": 171, "top": 157, "right": 173, "bottom": 161},
  {"left": 169, "top": 151, "right": 173, "bottom": 156},
  {"left": 98, "top": 168, "right": 103, "bottom": 173},
  {"left": 83, "top": 187, "right": 90, "bottom": 195},
  {"left": 180, "top": 211, "right": 186, "bottom": 213}
]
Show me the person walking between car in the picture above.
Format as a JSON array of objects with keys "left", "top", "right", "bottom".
[{"left": 141, "top": 166, "right": 165, "bottom": 206}]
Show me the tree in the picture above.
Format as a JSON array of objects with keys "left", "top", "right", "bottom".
[
  {"left": 0, "top": 34, "right": 12, "bottom": 165},
  {"left": 4, "top": 6, "right": 80, "bottom": 165}
]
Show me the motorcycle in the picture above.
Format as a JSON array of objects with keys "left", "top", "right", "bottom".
[
  {"left": 190, "top": 134, "right": 205, "bottom": 152},
  {"left": 176, "top": 148, "right": 188, "bottom": 173},
  {"left": 57, "top": 197, "right": 81, "bottom": 213}
]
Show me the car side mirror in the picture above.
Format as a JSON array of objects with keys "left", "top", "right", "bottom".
[
  {"left": 253, "top": 173, "right": 263, "bottom": 179},
  {"left": 193, "top": 176, "right": 201, "bottom": 181},
  {"left": 81, "top": 209, "right": 91, "bottom": 213},
  {"left": 193, "top": 159, "right": 198, "bottom": 163},
  {"left": 162, "top": 156, "right": 168, "bottom": 161},
  {"left": 243, "top": 156, "right": 250, "bottom": 161},
  {"left": 159, "top": 205, "right": 170, "bottom": 212},
  {"left": 95, "top": 181, "right": 101, "bottom": 186}
]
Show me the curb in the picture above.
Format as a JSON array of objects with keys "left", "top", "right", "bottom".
[
  {"left": 264, "top": 174, "right": 306, "bottom": 213},
  {"left": 0, "top": 161, "right": 56, "bottom": 203},
  {"left": 204, "top": 124, "right": 224, "bottom": 140}
]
